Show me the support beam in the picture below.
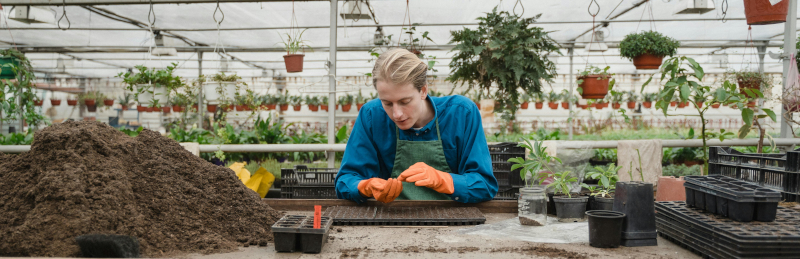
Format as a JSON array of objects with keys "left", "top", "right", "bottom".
[
  {"left": 780, "top": 0, "right": 798, "bottom": 139},
  {"left": 197, "top": 51, "right": 204, "bottom": 129},
  {"left": 567, "top": 47, "right": 574, "bottom": 140},
  {"left": 2, "top": 0, "right": 329, "bottom": 5},
  {"left": 327, "top": 0, "right": 337, "bottom": 169}
]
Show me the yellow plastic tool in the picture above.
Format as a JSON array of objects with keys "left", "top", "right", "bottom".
[
  {"left": 246, "top": 167, "right": 275, "bottom": 198},
  {"left": 229, "top": 162, "right": 251, "bottom": 183}
]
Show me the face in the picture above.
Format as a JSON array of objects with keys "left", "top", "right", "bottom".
[{"left": 376, "top": 80, "right": 428, "bottom": 130}]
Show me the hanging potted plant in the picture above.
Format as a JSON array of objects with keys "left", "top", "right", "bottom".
[
  {"left": 306, "top": 96, "right": 320, "bottom": 112},
  {"left": 508, "top": 139, "right": 557, "bottom": 226},
  {"left": 546, "top": 91, "right": 560, "bottom": 110},
  {"left": 533, "top": 93, "right": 544, "bottom": 109},
  {"left": 67, "top": 95, "right": 78, "bottom": 106},
  {"left": 727, "top": 70, "right": 773, "bottom": 99},
  {"left": 50, "top": 97, "right": 62, "bottom": 106},
  {"left": 743, "top": 0, "right": 789, "bottom": 25},
  {"left": 577, "top": 66, "right": 614, "bottom": 99},
  {"left": 117, "top": 63, "right": 181, "bottom": 113},
  {"left": 560, "top": 90, "right": 572, "bottom": 109},
  {"left": 642, "top": 92, "right": 655, "bottom": 108},
  {"left": 320, "top": 96, "right": 329, "bottom": 111},
  {"left": 670, "top": 95, "right": 678, "bottom": 107},
  {"left": 339, "top": 94, "right": 354, "bottom": 112},
  {"left": 33, "top": 99, "right": 43, "bottom": 107},
  {"left": 0, "top": 49, "right": 46, "bottom": 128},
  {"left": 280, "top": 29, "right": 312, "bottom": 73},
  {"left": 118, "top": 94, "right": 133, "bottom": 111},
  {"left": 356, "top": 90, "right": 367, "bottom": 111},
  {"left": 619, "top": 30, "right": 679, "bottom": 70},
  {"left": 278, "top": 94, "right": 290, "bottom": 111},
  {"left": 626, "top": 91, "right": 638, "bottom": 109},
  {"left": 0, "top": 52, "right": 21, "bottom": 80},
  {"left": 103, "top": 96, "right": 115, "bottom": 106},
  {"left": 520, "top": 93, "right": 530, "bottom": 109},
  {"left": 610, "top": 91, "right": 624, "bottom": 110},
  {"left": 290, "top": 95, "right": 303, "bottom": 111}
]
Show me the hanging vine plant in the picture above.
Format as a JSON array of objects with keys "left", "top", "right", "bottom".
[
  {"left": 447, "top": 7, "right": 560, "bottom": 118},
  {"left": 0, "top": 49, "right": 46, "bottom": 128}
]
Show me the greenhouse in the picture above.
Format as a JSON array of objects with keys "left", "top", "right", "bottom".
[{"left": 0, "top": 0, "right": 799, "bottom": 258}]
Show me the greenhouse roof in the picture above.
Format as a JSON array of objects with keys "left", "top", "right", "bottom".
[{"left": 0, "top": 0, "right": 798, "bottom": 78}]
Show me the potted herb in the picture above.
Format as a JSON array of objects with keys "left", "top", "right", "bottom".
[
  {"left": 642, "top": 92, "right": 656, "bottom": 108},
  {"left": 619, "top": 30, "right": 679, "bottom": 69},
  {"left": 306, "top": 96, "right": 320, "bottom": 112},
  {"left": 610, "top": 91, "right": 624, "bottom": 109},
  {"left": 78, "top": 91, "right": 103, "bottom": 110},
  {"left": 559, "top": 90, "right": 572, "bottom": 109},
  {"left": 508, "top": 139, "right": 559, "bottom": 226},
  {"left": 290, "top": 95, "right": 303, "bottom": 111},
  {"left": 118, "top": 94, "right": 133, "bottom": 110},
  {"left": 50, "top": 97, "right": 62, "bottom": 106},
  {"left": 338, "top": 94, "right": 354, "bottom": 112},
  {"left": 520, "top": 93, "right": 531, "bottom": 109},
  {"left": 533, "top": 93, "right": 544, "bottom": 109},
  {"left": 583, "top": 163, "right": 620, "bottom": 211},
  {"left": 280, "top": 29, "right": 311, "bottom": 73},
  {"left": 577, "top": 66, "right": 615, "bottom": 99},
  {"left": 626, "top": 91, "right": 638, "bottom": 109},
  {"left": 320, "top": 96, "right": 329, "bottom": 111},
  {"left": 546, "top": 91, "right": 560, "bottom": 110},
  {"left": 447, "top": 8, "right": 560, "bottom": 119},
  {"left": 278, "top": 94, "right": 289, "bottom": 111}
]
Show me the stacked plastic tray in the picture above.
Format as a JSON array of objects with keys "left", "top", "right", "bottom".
[
  {"left": 708, "top": 147, "right": 800, "bottom": 202},
  {"left": 489, "top": 142, "right": 526, "bottom": 200},
  {"left": 684, "top": 175, "right": 781, "bottom": 222},
  {"left": 656, "top": 201, "right": 800, "bottom": 259},
  {"left": 272, "top": 215, "right": 333, "bottom": 253},
  {"left": 323, "top": 206, "right": 486, "bottom": 226},
  {"left": 280, "top": 165, "right": 338, "bottom": 199}
]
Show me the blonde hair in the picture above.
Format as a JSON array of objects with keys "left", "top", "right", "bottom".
[{"left": 372, "top": 49, "right": 428, "bottom": 91}]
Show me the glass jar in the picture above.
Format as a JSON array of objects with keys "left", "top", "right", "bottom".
[{"left": 518, "top": 186, "right": 547, "bottom": 226}]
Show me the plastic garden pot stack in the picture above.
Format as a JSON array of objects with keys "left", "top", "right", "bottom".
[
  {"left": 552, "top": 195, "right": 589, "bottom": 222},
  {"left": 586, "top": 210, "right": 626, "bottom": 248},
  {"left": 743, "top": 0, "right": 789, "bottom": 25},
  {"left": 613, "top": 181, "right": 657, "bottom": 247}
]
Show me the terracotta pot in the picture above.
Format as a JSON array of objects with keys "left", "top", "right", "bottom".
[
  {"left": 145, "top": 107, "right": 155, "bottom": 113},
  {"left": 670, "top": 101, "right": 677, "bottom": 107},
  {"left": 235, "top": 105, "right": 244, "bottom": 111},
  {"left": 627, "top": 101, "right": 636, "bottom": 109},
  {"left": 578, "top": 104, "right": 588, "bottom": 109},
  {"left": 342, "top": 104, "right": 352, "bottom": 112},
  {"left": 293, "top": 105, "right": 302, "bottom": 111},
  {"left": 655, "top": 176, "right": 686, "bottom": 202},
  {"left": 632, "top": 53, "right": 664, "bottom": 69},
  {"left": 712, "top": 103, "right": 721, "bottom": 108},
  {"left": 682, "top": 161, "right": 701, "bottom": 167},
  {"left": 103, "top": 99, "right": 114, "bottom": 106},
  {"left": 737, "top": 78, "right": 762, "bottom": 98},
  {"left": 596, "top": 103, "right": 605, "bottom": 110},
  {"left": 601, "top": 102, "right": 609, "bottom": 108},
  {"left": 677, "top": 102, "right": 687, "bottom": 108},
  {"left": 84, "top": 99, "right": 96, "bottom": 106},
  {"left": 321, "top": 104, "right": 328, "bottom": 111},
  {"left": 578, "top": 75, "right": 611, "bottom": 99},
  {"left": 121, "top": 106, "right": 128, "bottom": 111},
  {"left": 611, "top": 103, "right": 621, "bottom": 109},
  {"left": 747, "top": 101, "right": 757, "bottom": 108},
  {"left": 561, "top": 102, "right": 569, "bottom": 109},
  {"left": 173, "top": 105, "right": 184, "bottom": 112},
  {"left": 357, "top": 103, "right": 365, "bottom": 111},
  {"left": 161, "top": 106, "right": 171, "bottom": 113},
  {"left": 137, "top": 105, "right": 146, "bottom": 112},
  {"left": 193, "top": 105, "right": 199, "bottom": 111},
  {"left": 283, "top": 54, "right": 305, "bottom": 73},
  {"left": 695, "top": 102, "right": 703, "bottom": 108},
  {"left": 207, "top": 104, "right": 218, "bottom": 112},
  {"left": 267, "top": 104, "right": 277, "bottom": 110},
  {"left": 743, "top": 0, "right": 788, "bottom": 25},
  {"left": 244, "top": 106, "right": 252, "bottom": 111},
  {"left": 535, "top": 102, "right": 543, "bottom": 109},
  {"left": 277, "top": 104, "right": 287, "bottom": 111},
  {"left": 259, "top": 104, "right": 267, "bottom": 110},
  {"left": 643, "top": 101, "right": 652, "bottom": 108},
  {"left": 308, "top": 104, "right": 319, "bottom": 112},
  {"left": 67, "top": 99, "right": 78, "bottom": 106},
  {"left": 50, "top": 99, "right": 62, "bottom": 106},
  {"left": 548, "top": 102, "right": 559, "bottom": 110},
  {"left": 225, "top": 105, "right": 234, "bottom": 112},
  {"left": 33, "top": 100, "right": 43, "bottom": 106},
  {"left": 476, "top": 103, "right": 481, "bottom": 110},
  {"left": 520, "top": 102, "right": 529, "bottom": 109}
]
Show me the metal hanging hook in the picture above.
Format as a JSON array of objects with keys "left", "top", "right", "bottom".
[
  {"left": 720, "top": 0, "right": 729, "bottom": 23},
  {"left": 587, "top": 0, "right": 600, "bottom": 17},
  {"left": 213, "top": 0, "right": 224, "bottom": 25},
  {"left": 57, "top": 0, "right": 71, "bottom": 30},
  {"left": 513, "top": 0, "right": 524, "bottom": 17},
  {"left": 147, "top": 0, "right": 156, "bottom": 26}
]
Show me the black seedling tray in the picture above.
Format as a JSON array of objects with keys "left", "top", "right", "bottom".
[
  {"left": 271, "top": 215, "right": 333, "bottom": 254},
  {"left": 708, "top": 147, "right": 800, "bottom": 202},
  {"left": 280, "top": 186, "right": 337, "bottom": 199},
  {"left": 281, "top": 165, "right": 337, "bottom": 187},
  {"left": 323, "top": 206, "right": 486, "bottom": 226},
  {"left": 684, "top": 175, "right": 781, "bottom": 222},
  {"left": 656, "top": 201, "right": 800, "bottom": 258}
]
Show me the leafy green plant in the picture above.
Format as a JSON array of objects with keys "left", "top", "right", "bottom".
[
  {"left": 592, "top": 148, "right": 617, "bottom": 162},
  {"left": 211, "top": 72, "right": 241, "bottom": 82},
  {"left": 576, "top": 65, "right": 615, "bottom": 85},
  {"left": 279, "top": 29, "right": 312, "bottom": 55},
  {"left": 546, "top": 171, "right": 579, "bottom": 198},
  {"left": 447, "top": 7, "right": 560, "bottom": 119},
  {"left": 508, "top": 139, "right": 563, "bottom": 188},
  {"left": 546, "top": 91, "right": 560, "bottom": 103},
  {"left": 619, "top": 30, "right": 680, "bottom": 60},
  {"left": 338, "top": 94, "right": 354, "bottom": 106},
  {"left": 119, "top": 126, "right": 144, "bottom": 137},
  {"left": 643, "top": 92, "right": 658, "bottom": 102},
  {"left": 1, "top": 49, "right": 46, "bottom": 127},
  {"left": 609, "top": 91, "right": 624, "bottom": 103},
  {"left": 584, "top": 163, "right": 621, "bottom": 198},
  {"left": 289, "top": 95, "right": 303, "bottom": 106},
  {"left": 626, "top": 91, "right": 639, "bottom": 102},
  {"left": 0, "top": 130, "right": 34, "bottom": 145},
  {"left": 662, "top": 164, "right": 702, "bottom": 177},
  {"left": 305, "top": 96, "right": 321, "bottom": 106}
]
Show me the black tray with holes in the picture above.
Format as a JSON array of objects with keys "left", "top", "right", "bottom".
[
  {"left": 271, "top": 215, "right": 333, "bottom": 254},
  {"left": 656, "top": 201, "right": 800, "bottom": 259},
  {"left": 708, "top": 147, "right": 800, "bottom": 202},
  {"left": 684, "top": 175, "right": 781, "bottom": 222},
  {"left": 489, "top": 142, "right": 525, "bottom": 188},
  {"left": 493, "top": 187, "right": 519, "bottom": 200},
  {"left": 322, "top": 206, "right": 486, "bottom": 226}
]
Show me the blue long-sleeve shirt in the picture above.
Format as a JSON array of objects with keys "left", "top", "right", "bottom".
[{"left": 335, "top": 95, "right": 497, "bottom": 204}]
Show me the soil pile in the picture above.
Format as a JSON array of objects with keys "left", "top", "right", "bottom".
[{"left": 0, "top": 121, "right": 282, "bottom": 257}]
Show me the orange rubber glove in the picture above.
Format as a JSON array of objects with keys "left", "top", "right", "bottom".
[
  {"left": 357, "top": 178, "right": 403, "bottom": 203},
  {"left": 397, "top": 162, "right": 455, "bottom": 194}
]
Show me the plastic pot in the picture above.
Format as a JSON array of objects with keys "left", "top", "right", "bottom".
[
  {"left": 546, "top": 192, "right": 557, "bottom": 216},
  {"left": 743, "top": 0, "right": 788, "bottom": 25},
  {"left": 548, "top": 102, "right": 558, "bottom": 110},
  {"left": 643, "top": 102, "right": 652, "bottom": 108},
  {"left": 613, "top": 181, "right": 657, "bottom": 247},
  {"left": 553, "top": 195, "right": 589, "bottom": 222},
  {"left": 520, "top": 102, "right": 529, "bottom": 109},
  {"left": 293, "top": 105, "right": 302, "bottom": 111},
  {"left": 280, "top": 104, "right": 289, "bottom": 111},
  {"left": 0, "top": 57, "right": 20, "bottom": 79},
  {"left": 103, "top": 99, "right": 114, "bottom": 106},
  {"left": 283, "top": 54, "right": 305, "bottom": 73},
  {"left": 535, "top": 102, "right": 543, "bottom": 109},
  {"left": 33, "top": 100, "right": 43, "bottom": 106},
  {"left": 207, "top": 104, "right": 218, "bottom": 113},
  {"left": 586, "top": 210, "right": 626, "bottom": 248},
  {"left": 320, "top": 104, "right": 328, "bottom": 111},
  {"left": 357, "top": 103, "right": 364, "bottom": 111},
  {"left": 577, "top": 75, "right": 611, "bottom": 99},
  {"left": 341, "top": 104, "right": 352, "bottom": 112},
  {"left": 626, "top": 102, "right": 636, "bottom": 109},
  {"left": 85, "top": 99, "right": 96, "bottom": 106},
  {"left": 612, "top": 103, "right": 621, "bottom": 109},
  {"left": 561, "top": 102, "right": 569, "bottom": 109},
  {"left": 591, "top": 196, "right": 614, "bottom": 211},
  {"left": 50, "top": 99, "right": 62, "bottom": 106},
  {"left": 308, "top": 104, "right": 319, "bottom": 112},
  {"left": 632, "top": 53, "right": 664, "bottom": 69},
  {"left": 137, "top": 105, "right": 146, "bottom": 112}
]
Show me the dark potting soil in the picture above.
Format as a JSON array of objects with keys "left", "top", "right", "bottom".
[
  {"left": 0, "top": 121, "right": 283, "bottom": 257},
  {"left": 518, "top": 217, "right": 544, "bottom": 226}
]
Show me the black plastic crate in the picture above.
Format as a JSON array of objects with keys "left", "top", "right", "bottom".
[
  {"left": 280, "top": 186, "right": 337, "bottom": 199},
  {"left": 489, "top": 143, "right": 525, "bottom": 189},
  {"left": 488, "top": 142, "right": 525, "bottom": 154},
  {"left": 493, "top": 187, "right": 519, "bottom": 200},
  {"left": 684, "top": 175, "right": 781, "bottom": 222},
  {"left": 281, "top": 165, "right": 337, "bottom": 187},
  {"left": 709, "top": 147, "right": 800, "bottom": 202},
  {"left": 709, "top": 147, "right": 787, "bottom": 169}
]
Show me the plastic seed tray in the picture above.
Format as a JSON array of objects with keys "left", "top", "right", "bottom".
[
  {"left": 684, "top": 175, "right": 781, "bottom": 222},
  {"left": 279, "top": 186, "right": 337, "bottom": 199},
  {"left": 323, "top": 206, "right": 486, "bottom": 226},
  {"left": 271, "top": 215, "right": 333, "bottom": 253},
  {"left": 656, "top": 201, "right": 800, "bottom": 259},
  {"left": 708, "top": 147, "right": 800, "bottom": 202}
]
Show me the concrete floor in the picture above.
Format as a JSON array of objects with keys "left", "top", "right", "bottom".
[{"left": 181, "top": 212, "right": 699, "bottom": 259}]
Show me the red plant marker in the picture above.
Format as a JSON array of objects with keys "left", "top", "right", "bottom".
[{"left": 314, "top": 205, "right": 321, "bottom": 229}]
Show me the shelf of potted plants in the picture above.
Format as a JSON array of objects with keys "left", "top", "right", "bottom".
[{"left": 619, "top": 30, "right": 679, "bottom": 70}]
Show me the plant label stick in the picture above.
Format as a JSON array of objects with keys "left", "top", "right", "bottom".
[{"left": 314, "top": 205, "right": 321, "bottom": 229}]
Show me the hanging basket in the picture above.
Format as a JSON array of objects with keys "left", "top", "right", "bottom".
[
  {"left": 744, "top": 0, "right": 788, "bottom": 25},
  {"left": 283, "top": 54, "right": 305, "bottom": 73},
  {"left": 627, "top": 101, "right": 636, "bottom": 109},
  {"left": 137, "top": 105, "right": 147, "bottom": 112},
  {"left": 161, "top": 107, "right": 171, "bottom": 113},
  {"left": 578, "top": 75, "right": 611, "bottom": 99},
  {"left": 357, "top": 103, "right": 365, "bottom": 111},
  {"left": 642, "top": 101, "right": 652, "bottom": 108},
  {"left": 341, "top": 104, "right": 352, "bottom": 112},
  {"left": 173, "top": 105, "right": 184, "bottom": 112},
  {"left": 308, "top": 104, "right": 319, "bottom": 112},
  {"left": 561, "top": 102, "right": 569, "bottom": 109},
  {"left": 103, "top": 99, "right": 114, "bottom": 106},
  {"left": 520, "top": 102, "right": 529, "bottom": 109},
  {"left": 84, "top": 99, "right": 96, "bottom": 106},
  {"left": 321, "top": 104, "right": 328, "bottom": 111},
  {"left": 267, "top": 104, "right": 277, "bottom": 110},
  {"left": 50, "top": 99, "right": 62, "bottom": 106},
  {"left": 548, "top": 102, "right": 559, "bottom": 110},
  {"left": 67, "top": 99, "right": 78, "bottom": 106},
  {"left": 280, "top": 104, "right": 289, "bottom": 111},
  {"left": 535, "top": 102, "right": 543, "bottom": 109},
  {"left": 612, "top": 103, "right": 621, "bottom": 109},
  {"left": 632, "top": 53, "right": 664, "bottom": 69},
  {"left": 293, "top": 105, "right": 302, "bottom": 111},
  {"left": 33, "top": 100, "right": 44, "bottom": 106},
  {"left": 207, "top": 104, "right": 218, "bottom": 113},
  {"left": 737, "top": 78, "right": 762, "bottom": 98}
]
